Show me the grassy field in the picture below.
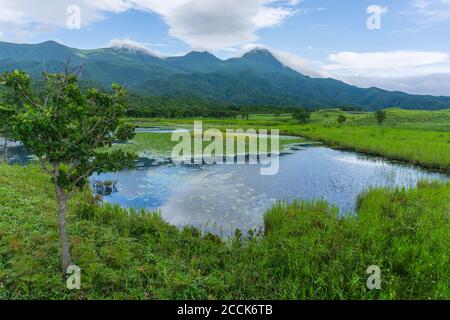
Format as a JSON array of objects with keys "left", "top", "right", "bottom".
[
  {"left": 281, "top": 126, "right": 450, "bottom": 172},
  {"left": 104, "top": 132, "right": 305, "bottom": 160},
  {"left": 1, "top": 108, "right": 449, "bottom": 300},
  {"left": 1, "top": 164, "right": 448, "bottom": 299},
  {"left": 125, "top": 108, "right": 450, "bottom": 172},
  {"left": 127, "top": 108, "right": 450, "bottom": 131}
]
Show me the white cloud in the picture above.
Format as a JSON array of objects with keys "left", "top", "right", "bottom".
[
  {"left": 0, "top": 7, "right": 28, "bottom": 24},
  {"left": 0, "top": 0, "right": 299, "bottom": 49},
  {"left": 252, "top": 6, "right": 294, "bottom": 28},
  {"left": 335, "top": 73, "right": 450, "bottom": 96},
  {"left": 106, "top": 38, "right": 162, "bottom": 57},
  {"left": 272, "top": 49, "right": 324, "bottom": 77},
  {"left": 324, "top": 51, "right": 449, "bottom": 70},
  {"left": 153, "top": 0, "right": 298, "bottom": 50},
  {"left": 320, "top": 50, "right": 450, "bottom": 95},
  {"left": 408, "top": 0, "right": 450, "bottom": 24}
]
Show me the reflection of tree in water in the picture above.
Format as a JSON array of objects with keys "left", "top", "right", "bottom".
[
  {"left": 92, "top": 180, "right": 118, "bottom": 197},
  {"left": 0, "top": 141, "right": 34, "bottom": 165}
]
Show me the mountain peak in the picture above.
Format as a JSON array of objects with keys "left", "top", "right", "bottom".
[
  {"left": 243, "top": 48, "right": 274, "bottom": 58},
  {"left": 41, "top": 40, "right": 63, "bottom": 46},
  {"left": 1, "top": 40, "right": 450, "bottom": 110},
  {"left": 184, "top": 51, "right": 221, "bottom": 61},
  {"left": 107, "top": 39, "right": 161, "bottom": 58},
  {"left": 35, "top": 40, "right": 73, "bottom": 51},
  {"left": 242, "top": 47, "right": 283, "bottom": 68}
]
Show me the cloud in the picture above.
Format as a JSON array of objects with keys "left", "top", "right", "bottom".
[
  {"left": 147, "top": 0, "right": 298, "bottom": 50},
  {"left": 324, "top": 51, "right": 449, "bottom": 70},
  {"left": 0, "top": 0, "right": 122, "bottom": 41},
  {"left": 336, "top": 73, "right": 450, "bottom": 96},
  {"left": 106, "top": 38, "right": 162, "bottom": 57},
  {"left": 321, "top": 50, "right": 450, "bottom": 95},
  {"left": 0, "top": 6, "right": 28, "bottom": 24},
  {"left": 229, "top": 46, "right": 450, "bottom": 95},
  {"left": 406, "top": 0, "right": 450, "bottom": 24},
  {"left": 252, "top": 6, "right": 295, "bottom": 28},
  {"left": 0, "top": 0, "right": 299, "bottom": 49}
]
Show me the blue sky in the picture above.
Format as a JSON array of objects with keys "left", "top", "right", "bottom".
[{"left": 1, "top": 0, "right": 450, "bottom": 95}]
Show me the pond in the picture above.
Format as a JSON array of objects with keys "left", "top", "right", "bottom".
[
  {"left": 2, "top": 134, "right": 448, "bottom": 237},
  {"left": 92, "top": 142, "right": 448, "bottom": 237}
]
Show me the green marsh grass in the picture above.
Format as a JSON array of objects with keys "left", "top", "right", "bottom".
[
  {"left": 124, "top": 109, "right": 450, "bottom": 172},
  {"left": 281, "top": 126, "right": 450, "bottom": 172},
  {"left": 104, "top": 132, "right": 305, "bottom": 159},
  {"left": 0, "top": 164, "right": 448, "bottom": 299}
]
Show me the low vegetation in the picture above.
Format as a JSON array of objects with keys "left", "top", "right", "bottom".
[
  {"left": 1, "top": 69, "right": 136, "bottom": 272},
  {"left": 103, "top": 132, "right": 305, "bottom": 160},
  {"left": 0, "top": 164, "right": 448, "bottom": 299},
  {"left": 282, "top": 126, "right": 450, "bottom": 172},
  {"left": 1, "top": 77, "right": 449, "bottom": 301},
  {"left": 125, "top": 108, "right": 450, "bottom": 173}
]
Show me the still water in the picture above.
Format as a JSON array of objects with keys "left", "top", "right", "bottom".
[
  {"left": 92, "top": 145, "right": 448, "bottom": 237},
  {"left": 2, "top": 135, "right": 447, "bottom": 237}
]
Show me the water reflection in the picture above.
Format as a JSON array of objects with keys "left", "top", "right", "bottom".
[
  {"left": 0, "top": 141, "right": 36, "bottom": 165},
  {"left": 3, "top": 135, "right": 447, "bottom": 237},
  {"left": 135, "top": 127, "right": 190, "bottom": 134},
  {"left": 93, "top": 146, "right": 448, "bottom": 237}
]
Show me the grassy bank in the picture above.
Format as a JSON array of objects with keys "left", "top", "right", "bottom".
[
  {"left": 125, "top": 109, "right": 450, "bottom": 172},
  {"left": 1, "top": 164, "right": 448, "bottom": 299},
  {"left": 127, "top": 108, "right": 450, "bottom": 131},
  {"left": 281, "top": 126, "right": 450, "bottom": 172}
]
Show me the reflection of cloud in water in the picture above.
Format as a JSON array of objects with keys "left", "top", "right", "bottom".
[
  {"left": 334, "top": 156, "right": 385, "bottom": 167},
  {"left": 135, "top": 127, "right": 190, "bottom": 134},
  {"left": 96, "top": 146, "right": 448, "bottom": 238},
  {"left": 159, "top": 168, "right": 267, "bottom": 234}
]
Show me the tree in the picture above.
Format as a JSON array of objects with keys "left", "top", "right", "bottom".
[
  {"left": 375, "top": 110, "right": 387, "bottom": 125},
  {"left": 1, "top": 68, "right": 137, "bottom": 273},
  {"left": 292, "top": 109, "right": 311, "bottom": 124},
  {"left": 337, "top": 115, "right": 347, "bottom": 126}
]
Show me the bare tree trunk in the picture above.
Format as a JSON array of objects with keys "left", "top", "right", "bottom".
[
  {"left": 55, "top": 185, "right": 71, "bottom": 273},
  {"left": 1, "top": 137, "right": 7, "bottom": 163}
]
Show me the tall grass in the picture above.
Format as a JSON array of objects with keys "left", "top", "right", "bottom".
[
  {"left": 281, "top": 126, "right": 450, "bottom": 172},
  {"left": 1, "top": 164, "right": 448, "bottom": 299}
]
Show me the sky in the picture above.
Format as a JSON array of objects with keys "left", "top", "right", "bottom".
[{"left": 1, "top": 0, "right": 450, "bottom": 95}]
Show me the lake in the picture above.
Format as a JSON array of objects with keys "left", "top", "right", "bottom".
[
  {"left": 2, "top": 134, "right": 448, "bottom": 237},
  {"left": 91, "top": 140, "right": 448, "bottom": 237}
]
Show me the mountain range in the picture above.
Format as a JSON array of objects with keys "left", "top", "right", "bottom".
[{"left": 1, "top": 40, "right": 449, "bottom": 111}]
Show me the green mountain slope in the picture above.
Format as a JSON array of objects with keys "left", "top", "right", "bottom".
[{"left": 1, "top": 41, "right": 449, "bottom": 110}]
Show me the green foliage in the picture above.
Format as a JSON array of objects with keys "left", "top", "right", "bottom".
[
  {"left": 282, "top": 125, "right": 450, "bottom": 172},
  {"left": 1, "top": 68, "right": 137, "bottom": 271},
  {"left": 127, "top": 94, "right": 296, "bottom": 119},
  {"left": 337, "top": 115, "right": 347, "bottom": 125},
  {"left": 0, "top": 70, "right": 31, "bottom": 162},
  {"left": 1, "top": 69, "right": 136, "bottom": 193},
  {"left": 344, "top": 108, "right": 450, "bottom": 131},
  {"left": 123, "top": 109, "right": 450, "bottom": 172},
  {"left": 102, "top": 132, "right": 304, "bottom": 160},
  {"left": 0, "top": 164, "right": 448, "bottom": 299},
  {"left": 292, "top": 109, "right": 311, "bottom": 124},
  {"left": 375, "top": 110, "right": 387, "bottom": 125}
]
